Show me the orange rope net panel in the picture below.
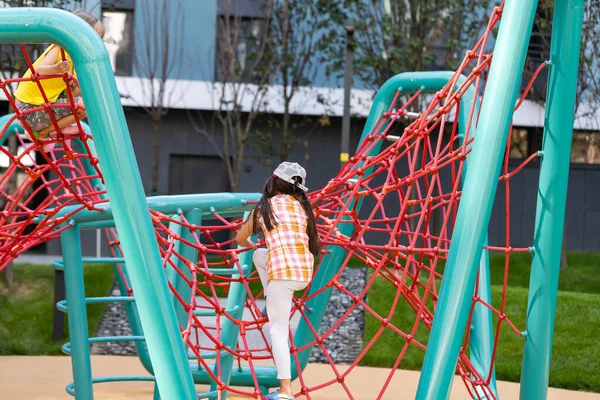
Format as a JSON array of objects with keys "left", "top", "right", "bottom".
[{"left": 0, "top": 2, "right": 546, "bottom": 399}]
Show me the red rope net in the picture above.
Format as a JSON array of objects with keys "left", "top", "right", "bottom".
[
  {"left": 0, "top": 46, "right": 104, "bottom": 264},
  {"left": 0, "top": 3, "right": 546, "bottom": 399}
]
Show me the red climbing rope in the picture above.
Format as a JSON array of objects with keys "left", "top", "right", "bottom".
[{"left": 0, "top": 2, "right": 547, "bottom": 398}]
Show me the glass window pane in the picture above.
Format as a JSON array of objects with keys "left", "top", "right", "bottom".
[
  {"left": 510, "top": 128, "right": 529, "bottom": 159},
  {"left": 571, "top": 132, "right": 600, "bottom": 164},
  {"left": 102, "top": 10, "right": 134, "bottom": 76}
]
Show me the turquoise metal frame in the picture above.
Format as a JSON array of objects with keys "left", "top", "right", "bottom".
[
  {"left": 61, "top": 224, "right": 94, "bottom": 399},
  {"left": 0, "top": 7, "right": 196, "bottom": 399},
  {"left": 416, "top": 0, "right": 584, "bottom": 399},
  {"left": 416, "top": 1, "right": 540, "bottom": 398},
  {"left": 520, "top": 0, "right": 585, "bottom": 398},
  {"left": 54, "top": 195, "right": 260, "bottom": 400}
]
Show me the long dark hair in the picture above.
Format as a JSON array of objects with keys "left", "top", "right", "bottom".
[{"left": 252, "top": 175, "right": 320, "bottom": 258}]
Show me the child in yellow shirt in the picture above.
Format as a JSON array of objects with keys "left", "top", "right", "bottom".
[{"left": 14, "top": 10, "right": 105, "bottom": 142}]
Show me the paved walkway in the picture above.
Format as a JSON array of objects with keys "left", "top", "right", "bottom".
[{"left": 2, "top": 355, "right": 599, "bottom": 399}]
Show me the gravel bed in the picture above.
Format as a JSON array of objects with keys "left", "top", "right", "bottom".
[
  {"left": 308, "top": 267, "right": 367, "bottom": 364},
  {"left": 92, "top": 268, "right": 368, "bottom": 364},
  {"left": 91, "top": 285, "right": 137, "bottom": 356}
]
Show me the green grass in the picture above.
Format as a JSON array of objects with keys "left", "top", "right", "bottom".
[
  {"left": 0, "top": 263, "right": 115, "bottom": 355},
  {"left": 360, "top": 253, "right": 600, "bottom": 392},
  {"left": 351, "top": 252, "right": 600, "bottom": 293},
  {"left": 485, "top": 252, "right": 600, "bottom": 294}
]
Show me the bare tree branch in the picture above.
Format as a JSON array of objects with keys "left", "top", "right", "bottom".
[
  {"left": 131, "top": 0, "right": 185, "bottom": 194},
  {"left": 188, "top": 0, "right": 275, "bottom": 191}
]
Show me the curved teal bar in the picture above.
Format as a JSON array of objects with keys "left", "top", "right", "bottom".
[
  {"left": 520, "top": 0, "right": 585, "bottom": 398},
  {"left": 0, "top": 114, "right": 23, "bottom": 145},
  {"left": 292, "top": 70, "right": 483, "bottom": 379},
  {"left": 50, "top": 192, "right": 260, "bottom": 222},
  {"left": 415, "top": 1, "right": 539, "bottom": 398},
  {"left": 0, "top": 8, "right": 197, "bottom": 399}
]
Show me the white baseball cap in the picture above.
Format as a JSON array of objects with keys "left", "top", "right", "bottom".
[{"left": 273, "top": 161, "right": 308, "bottom": 192}]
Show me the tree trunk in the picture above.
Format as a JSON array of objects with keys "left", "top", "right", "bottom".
[
  {"left": 281, "top": 106, "right": 291, "bottom": 161},
  {"left": 230, "top": 178, "right": 239, "bottom": 193},
  {"left": 3, "top": 134, "right": 18, "bottom": 286},
  {"left": 560, "top": 232, "right": 569, "bottom": 270},
  {"left": 151, "top": 117, "right": 161, "bottom": 195}
]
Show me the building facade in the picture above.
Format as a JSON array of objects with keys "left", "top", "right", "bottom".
[{"left": 0, "top": 0, "right": 599, "bottom": 255}]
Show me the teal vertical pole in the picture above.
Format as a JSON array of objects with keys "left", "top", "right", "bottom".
[
  {"left": 165, "top": 216, "right": 184, "bottom": 307},
  {"left": 470, "top": 242, "right": 498, "bottom": 398},
  {"left": 173, "top": 209, "right": 201, "bottom": 328},
  {"left": 214, "top": 211, "right": 253, "bottom": 399},
  {"left": 520, "top": 1, "right": 584, "bottom": 398},
  {"left": 0, "top": 8, "right": 196, "bottom": 399},
  {"left": 61, "top": 224, "right": 93, "bottom": 400},
  {"left": 415, "top": 1, "right": 539, "bottom": 399},
  {"left": 457, "top": 102, "right": 498, "bottom": 398}
]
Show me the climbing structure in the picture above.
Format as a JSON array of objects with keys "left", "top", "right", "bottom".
[{"left": 0, "top": 2, "right": 586, "bottom": 399}]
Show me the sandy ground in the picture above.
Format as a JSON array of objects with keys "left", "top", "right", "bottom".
[{"left": 1, "top": 355, "right": 599, "bottom": 400}]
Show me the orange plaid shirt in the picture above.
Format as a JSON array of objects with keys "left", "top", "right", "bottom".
[{"left": 258, "top": 194, "right": 314, "bottom": 282}]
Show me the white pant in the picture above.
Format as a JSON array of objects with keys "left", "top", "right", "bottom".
[{"left": 253, "top": 248, "right": 307, "bottom": 380}]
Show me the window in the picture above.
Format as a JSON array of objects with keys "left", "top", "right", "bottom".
[
  {"left": 571, "top": 132, "right": 600, "bottom": 164},
  {"left": 215, "top": 1, "right": 269, "bottom": 84},
  {"left": 102, "top": 2, "right": 134, "bottom": 76},
  {"left": 509, "top": 128, "right": 529, "bottom": 159},
  {"left": 508, "top": 127, "right": 545, "bottom": 160}
]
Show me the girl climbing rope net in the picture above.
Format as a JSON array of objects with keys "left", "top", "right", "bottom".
[
  {"left": 14, "top": 10, "right": 104, "bottom": 152},
  {"left": 237, "top": 162, "right": 320, "bottom": 400}
]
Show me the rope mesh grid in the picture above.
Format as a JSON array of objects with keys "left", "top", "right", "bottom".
[{"left": 0, "top": 3, "right": 547, "bottom": 399}]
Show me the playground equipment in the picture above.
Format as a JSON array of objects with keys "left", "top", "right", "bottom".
[{"left": 0, "top": 1, "right": 586, "bottom": 399}]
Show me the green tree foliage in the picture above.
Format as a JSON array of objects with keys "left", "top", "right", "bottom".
[
  {"left": 318, "top": 0, "right": 499, "bottom": 90},
  {"left": 269, "top": 0, "right": 329, "bottom": 161},
  {"left": 188, "top": 0, "right": 276, "bottom": 192}
]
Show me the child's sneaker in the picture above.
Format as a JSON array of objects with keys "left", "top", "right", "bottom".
[{"left": 263, "top": 390, "right": 293, "bottom": 399}]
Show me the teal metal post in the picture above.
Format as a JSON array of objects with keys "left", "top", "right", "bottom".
[
  {"left": 166, "top": 216, "right": 184, "bottom": 308},
  {"left": 415, "top": 1, "right": 539, "bottom": 398},
  {"left": 172, "top": 209, "right": 201, "bottom": 328},
  {"left": 470, "top": 241, "right": 498, "bottom": 398},
  {"left": 61, "top": 224, "right": 93, "bottom": 400},
  {"left": 0, "top": 8, "right": 196, "bottom": 399},
  {"left": 456, "top": 106, "right": 498, "bottom": 398},
  {"left": 520, "top": 1, "right": 585, "bottom": 398},
  {"left": 293, "top": 71, "right": 478, "bottom": 373},
  {"left": 212, "top": 212, "right": 253, "bottom": 399}
]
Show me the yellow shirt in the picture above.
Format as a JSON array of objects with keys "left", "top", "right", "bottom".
[{"left": 14, "top": 45, "right": 76, "bottom": 106}]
